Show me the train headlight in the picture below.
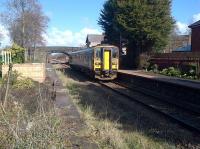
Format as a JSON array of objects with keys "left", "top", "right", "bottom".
[
  {"left": 95, "top": 62, "right": 101, "bottom": 65},
  {"left": 112, "top": 62, "right": 117, "bottom": 65}
]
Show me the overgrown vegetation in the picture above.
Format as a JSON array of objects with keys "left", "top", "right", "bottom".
[
  {"left": 147, "top": 63, "right": 199, "bottom": 80},
  {"left": 10, "top": 44, "right": 25, "bottom": 64},
  {"left": 1, "top": 44, "right": 25, "bottom": 64},
  {"left": 0, "top": 71, "right": 71, "bottom": 148}
]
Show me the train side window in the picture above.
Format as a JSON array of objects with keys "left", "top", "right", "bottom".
[
  {"left": 95, "top": 48, "right": 101, "bottom": 58},
  {"left": 112, "top": 48, "right": 118, "bottom": 58}
]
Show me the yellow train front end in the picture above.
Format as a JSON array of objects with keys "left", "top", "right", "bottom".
[{"left": 93, "top": 45, "right": 119, "bottom": 80}]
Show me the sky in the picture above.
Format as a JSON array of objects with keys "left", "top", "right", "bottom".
[{"left": 0, "top": 0, "right": 200, "bottom": 47}]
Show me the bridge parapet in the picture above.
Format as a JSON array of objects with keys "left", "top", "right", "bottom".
[{"left": 29, "top": 46, "right": 81, "bottom": 63}]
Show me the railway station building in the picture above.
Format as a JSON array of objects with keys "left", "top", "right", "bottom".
[{"left": 86, "top": 34, "right": 105, "bottom": 47}]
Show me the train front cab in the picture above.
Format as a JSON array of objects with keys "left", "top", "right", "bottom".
[{"left": 94, "top": 46, "right": 118, "bottom": 80}]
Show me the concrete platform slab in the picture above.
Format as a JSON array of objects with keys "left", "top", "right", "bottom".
[
  {"left": 118, "top": 70, "right": 200, "bottom": 90},
  {"left": 46, "top": 64, "right": 97, "bottom": 149}
]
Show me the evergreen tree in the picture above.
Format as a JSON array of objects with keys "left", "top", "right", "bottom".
[
  {"left": 99, "top": 0, "right": 174, "bottom": 68},
  {"left": 98, "top": 0, "right": 119, "bottom": 45}
]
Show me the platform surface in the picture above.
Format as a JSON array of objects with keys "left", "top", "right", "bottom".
[
  {"left": 46, "top": 64, "right": 97, "bottom": 149},
  {"left": 118, "top": 70, "right": 200, "bottom": 90}
]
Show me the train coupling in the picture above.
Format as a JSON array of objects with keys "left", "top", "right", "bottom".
[{"left": 102, "top": 70, "right": 114, "bottom": 77}]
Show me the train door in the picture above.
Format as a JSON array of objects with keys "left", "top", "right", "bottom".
[{"left": 103, "top": 49, "right": 111, "bottom": 70}]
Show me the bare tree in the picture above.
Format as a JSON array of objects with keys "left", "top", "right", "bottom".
[
  {"left": 0, "top": 32, "right": 2, "bottom": 42},
  {"left": 1, "top": 0, "right": 49, "bottom": 59},
  {"left": 0, "top": 30, "right": 4, "bottom": 47}
]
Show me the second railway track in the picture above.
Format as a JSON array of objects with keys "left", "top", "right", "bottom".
[{"left": 99, "top": 81, "right": 200, "bottom": 134}]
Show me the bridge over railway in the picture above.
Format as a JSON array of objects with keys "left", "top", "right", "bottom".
[{"left": 28, "top": 46, "right": 81, "bottom": 63}]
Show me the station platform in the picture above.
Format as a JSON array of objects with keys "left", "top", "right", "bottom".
[
  {"left": 117, "top": 70, "right": 200, "bottom": 114},
  {"left": 46, "top": 64, "right": 97, "bottom": 148},
  {"left": 118, "top": 70, "right": 200, "bottom": 90}
]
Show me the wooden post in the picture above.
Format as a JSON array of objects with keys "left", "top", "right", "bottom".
[{"left": 3, "top": 64, "right": 12, "bottom": 107}]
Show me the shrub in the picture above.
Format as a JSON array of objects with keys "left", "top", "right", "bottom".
[
  {"left": 166, "top": 67, "right": 181, "bottom": 76},
  {"left": 1, "top": 71, "right": 35, "bottom": 90},
  {"left": 159, "top": 66, "right": 198, "bottom": 79},
  {"left": 12, "top": 78, "right": 35, "bottom": 89},
  {"left": 160, "top": 68, "right": 168, "bottom": 75},
  {"left": 188, "top": 68, "right": 196, "bottom": 76},
  {"left": 139, "top": 54, "right": 151, "bottom": 70},
  {"left": 1, "top": 70, "right": 20, "bottom": 86},
  {"left": 3, "top": 44, "right": 25, "bottom": 64},
  {"left": 169, "top": 67, "right": 180, "bottom": 76},
  {"left": 147, "top": 63, "right": 159, "bottom": 72}
]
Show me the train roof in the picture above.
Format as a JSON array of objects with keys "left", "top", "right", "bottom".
[
  {"left": 68, "top": 44, "right": 118, "bottom": 55},
  {"left": 68, "top": 47, "right": 92, "bottom": 55},
  {"left": 94, "top": 44, "right": 118, "bottom": 48}
]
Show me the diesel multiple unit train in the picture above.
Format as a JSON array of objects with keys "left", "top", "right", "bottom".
[{"left": 69, "top": 44, "right": 119, "bottom": 80}]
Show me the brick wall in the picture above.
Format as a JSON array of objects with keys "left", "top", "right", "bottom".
[
  {"left": 191, "top": 27, "right": 200, "bottom": 52},
  {"left": 2, "top": 63, "right": 46, "bottom": 83}
]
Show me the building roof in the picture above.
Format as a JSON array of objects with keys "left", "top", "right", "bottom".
[
  {"left": 188, "top": 20, "right": 200, "bottom": 28},
  {"left": 86, "top": 34, "right": 105, "bottom": 43},
  {"left": 172, "top": 45, "right": 191, "bottom": 52}
]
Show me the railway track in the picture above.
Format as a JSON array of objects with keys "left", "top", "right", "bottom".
[
  {"left": 52, "top": 63, "right": 69, "bottom": 70},
  {"left": 99, "top": 81, "right": 200, "bottom": 134},
  {"left": 60, "top": 66, "right": 200, "bottom": 134}
]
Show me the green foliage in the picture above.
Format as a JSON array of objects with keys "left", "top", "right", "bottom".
[
  {"left": 2, "top": 71, "right": 34, "bottom": 89},
  {"left": 160, "top": 67, "right": 181, "bottom": 77},
  {"left": 184, "top": 63, "right": 197, "bottom": 76},
  {"left": 148, "top": 66, "right": 199, "bottom": 80},
  {"left": 99, "top": 0, "right": 174, "bottom": 67},
  {"left": 10, "top": 70, "right": 20, "bottom": 85},
  {"left": 98, "top": 0, "right": 120, "bottom": 44},
  {"left": 12, "top": 78, "right": 35, "bottom": 89},
  {"left": 1, "top": 70, "right": 20, "bottom": 86},
  {"left": 5, "top": 43, "right": 25, "bottom": 64},
  {"left": 147, "top": 63, "right": 158, "bottom": 72},
  {"left": 0, "top": 56, "right": 3, "bottom": 65},
  {"left": 0, "top": 69, "right": 2, "bottom": 80}
]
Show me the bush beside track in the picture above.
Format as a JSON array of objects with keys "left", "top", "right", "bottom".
[{"left": 0, "top": 72, "right": 72, "bottom": 148}]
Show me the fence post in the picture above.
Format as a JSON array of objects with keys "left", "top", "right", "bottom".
[{"left": 3, "top": 64, "right": 13, "bottom": 107}]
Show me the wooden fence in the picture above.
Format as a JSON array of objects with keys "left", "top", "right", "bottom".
[{"left": 150, "top": 52, "right": 200, "bottom": 75}]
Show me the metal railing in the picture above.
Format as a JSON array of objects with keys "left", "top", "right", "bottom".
[{"left": 1, "top": 50, "right": 12, "bottom": 64}]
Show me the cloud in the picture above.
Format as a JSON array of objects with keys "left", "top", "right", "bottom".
[
  {"left": 175, "top": 12, "right": 200, "bottom": 35},
  {"left": 44, "top": 27, "right": 102, "bottom": 46},
  {"left": 0, "top": 24, "right": 10, "bottom": 47},
  {"left": 175, "top": 22, "right": 189, "bottom": 35},
  {"left": 192, "top": 13, "right": 200, "bottom": 22}
]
